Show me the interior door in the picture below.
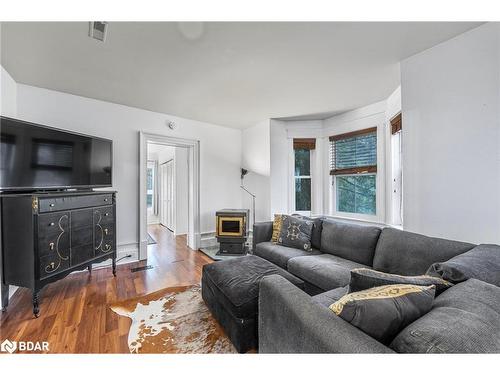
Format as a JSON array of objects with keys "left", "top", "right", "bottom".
[
  {"left": 166, "top": 161, "right": 174, "bottom": 231},
  {"left": 160, "top": 163, "right": 168, "bottom": 227},
  {"left": 160, "top": 160, "right": 174, "bottom": 231}
]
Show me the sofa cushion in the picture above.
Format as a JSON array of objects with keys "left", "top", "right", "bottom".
[
  {"left": 312, "top": 286, "right": 349, "bottom": 308},
  {"left": 287, "top": 254, "right": 370, "bottom": 291},
  {"left": 320, "top": 220, "right": 381, "bottom": 266},
  {"left": 372, "top": 228, "right": 474, "bottom": 276},
  {"left": 330, "top": 284, "right": 436, "bottom": 344},
  {"left": 254, "top": 241, "right": 321, "bottom": 269},
  {"left": 390, "top": 279, "right": 500, "bottom": 353},
  {"left": 427, "top": 244, "right": 500, "bottom": 286},
  {"left": 278, "top": 215, "right": 314, "bottom": 251},
  {"left": 349, "top": 268, "right": 453, "bottom": 295}
]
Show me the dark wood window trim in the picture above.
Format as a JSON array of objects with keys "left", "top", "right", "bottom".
[
  {"left": 293, "top": 138, "right": 316, "bottom": 150},
  {"left": 391, "top": 113, "right": 402, "bottom": 134},
  {"left": 329, "top": 127, "right": 377, "bottom": 142},
  {"left": 330, "top": 166, "right": 377, "bottom": 176}
]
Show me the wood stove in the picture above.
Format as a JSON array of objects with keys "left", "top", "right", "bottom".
[{"left": 216, "top": 209, "right": 249, "bottom": 255}]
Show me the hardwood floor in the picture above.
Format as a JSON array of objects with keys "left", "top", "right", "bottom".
[{"left": 0, "top": 224, "right": 213, "bottom": 353}]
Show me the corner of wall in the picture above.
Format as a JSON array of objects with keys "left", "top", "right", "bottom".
[{"left": 0, "top": 65, "right": 18, "bottom": 117}]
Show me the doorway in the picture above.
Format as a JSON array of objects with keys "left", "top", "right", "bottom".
[{"left": 139, "top": 132, "right": 200, "bottom": 261}]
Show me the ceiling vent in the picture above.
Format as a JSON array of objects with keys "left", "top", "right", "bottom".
[{"left": 89, "top": 22, "right": 108, "bottom": 42}]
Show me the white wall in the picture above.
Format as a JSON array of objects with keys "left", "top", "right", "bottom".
[
  {"left": 15, "top": 84, "right": 243, "bottom": 251},
  {"left": 401, "top": 23, "right": 500, "bottom": 244},
  {"left": 241, "top": 119, "right": 271, "bottom": 225},
  {"left": 1, "top": 66, "right": 17, "bottom": 117},
  {"left": 270, "top": 119, "right": 289, "bottom": 216}
]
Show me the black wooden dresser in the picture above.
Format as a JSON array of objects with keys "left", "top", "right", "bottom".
[{"left": 0, "top": 190, "right": 117, "bottom": 317}]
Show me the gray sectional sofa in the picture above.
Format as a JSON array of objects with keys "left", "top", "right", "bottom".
[{"left": 253, "top": 218, "right": 500, "bottom": 353}]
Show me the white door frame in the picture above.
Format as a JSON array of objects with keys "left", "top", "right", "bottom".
[{"left": 139, "top": 132, "right": 200, "bottom": 260}]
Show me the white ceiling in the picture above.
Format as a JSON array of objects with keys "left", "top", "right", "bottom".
[{"left": 1, "top": 22, "right": 482, "bottom": 129}]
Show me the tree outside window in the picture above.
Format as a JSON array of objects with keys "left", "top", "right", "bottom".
[{"left": 330, "top": 128, "right": 377, "bottom": 216}]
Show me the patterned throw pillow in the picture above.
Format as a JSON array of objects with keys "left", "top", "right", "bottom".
[
  {"left": 329, "top": 284, "right": 435, "bottom": 344},
  {"left": 278, "top": 215, "right": 314, "bottom": 251},
  {"left": 349, "top": 268, "right": 453, "bottom": 295},
  {"left": 271, "top": 214, "right": 284, "bottom": 243}
]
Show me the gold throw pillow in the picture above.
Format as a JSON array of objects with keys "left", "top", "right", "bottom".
[{"left": 271, "top": 214, "right": 284, "bottom": 243}]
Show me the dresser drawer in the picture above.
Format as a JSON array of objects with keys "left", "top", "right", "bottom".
[
  {"left": 93, "top": 205, "right": 114, "bottom": 224},
  {"left": 39, "top": 194, "right": 113, "bottom": 213},
  {"left": 37, "top": 212, "right": 71, "bottom": 257},
  {"left": 95, "top": 238, "right": 114, "bottom": 255},
  {"left": 39, "top": 251, "right": 70, "bottom": 279},
  {"left": 94, "top": 222, "right": 114, "bottom": 252}
]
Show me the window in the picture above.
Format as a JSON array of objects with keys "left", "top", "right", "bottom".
[
  {"left": 293, "top": 138, "right": 315, "bottom": 212},
  {"left": 147, "top": 162, "right": 155, "bottom": 209},
  {"left": 330, "top": 128, "right": 377, "bottom": 216}
]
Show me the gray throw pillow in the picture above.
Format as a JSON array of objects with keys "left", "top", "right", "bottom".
[
  {"left": 329, "top": 284, "right": 436, "bottom": 344},
  {"left": 426, "top": 244, "right": 500, "bottom": 286},
  {"left": 278, "top": 215, "right": 314, "bottom": 251},
  {"left": 292, "top": 214, "right": 323, "bottom": 249},
  {"left": 349, "top": 268, "right": 453, "bottom": 295}
]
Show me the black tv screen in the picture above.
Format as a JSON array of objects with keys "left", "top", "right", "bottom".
[{"left": 0, "top": 117, "right": 112, "bottom": 191}]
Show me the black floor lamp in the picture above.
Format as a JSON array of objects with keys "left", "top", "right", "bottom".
[{"left": 240, "top": 168, "right": 256, "bottom": 227}]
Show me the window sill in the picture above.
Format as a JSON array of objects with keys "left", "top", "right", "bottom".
[
  {"left": 311, "top": 214, "right": 404, "bottom": 230},
  {"left": 322, "top": 214, "right": 385, "bottom": 226}
]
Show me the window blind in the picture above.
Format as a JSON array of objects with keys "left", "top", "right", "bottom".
[
  {"left": 329, "top": 127, "right": 377, "bottom": 175},
  {"left": 293, "top": 138, "right": 316, "bottom": 150},
  {"left": 391, "top": 113, "right": 402, "bottom": 134}
]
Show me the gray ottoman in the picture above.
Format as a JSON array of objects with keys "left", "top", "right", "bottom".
[{"left": 201, "top": 255, "right": 305, "bottom": 353}]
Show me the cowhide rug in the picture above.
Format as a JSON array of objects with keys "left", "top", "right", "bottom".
[{"left": 110, "top": 285, "right": 237, "bottom": 353}]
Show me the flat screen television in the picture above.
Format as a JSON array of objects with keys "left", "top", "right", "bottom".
[{"left": 0, "top": 116, "right": 112, "bottom": 191}]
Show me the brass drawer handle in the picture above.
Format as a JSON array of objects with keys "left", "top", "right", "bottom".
[
  {"left": 49, "top": 242, "right": 55, "bottom": 251},
  {"left": 105, "top": 244, "right": 111, "bottom": 251},
  {"left": 104, "top": 228, "right": 109, "bottom": 235},
  {"left": 104, "top": 213, "right": 110, "bottom": 217},
  {"left": 49, "top": 203, "right": 55, "bottom": 207},
  {"left": 50, "top": 262, "right": 55, "bottom": 269},
  {"left": 49, "top": 222, "right": 55, "bottom": 226},
  {"left": 104, "top": 198, "right": 108, "bottom": 202}
]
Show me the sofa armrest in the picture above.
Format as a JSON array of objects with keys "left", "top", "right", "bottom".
[
  {"left": 252, "top": 221, "right": 273, "bottom": 251},
  {"left": 258, "top": 275, "right": 395, "bottom": 353}
]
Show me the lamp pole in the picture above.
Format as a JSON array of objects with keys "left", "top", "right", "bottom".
[{"left": 240, "top": 185, "right": 256, "bottom": 227}]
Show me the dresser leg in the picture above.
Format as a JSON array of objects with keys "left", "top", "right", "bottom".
[
  {"left": 112, "top": 257, "right": 116, "bottom": 277},
  {"left": 1, "top": 282, "right": 9, "bottom": 312},
  {"left": 88, "top": 265, "right": 92, "bottom": 274},
  {"left": 32, "top": 291, "right": 40, "bottom": 318}
]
